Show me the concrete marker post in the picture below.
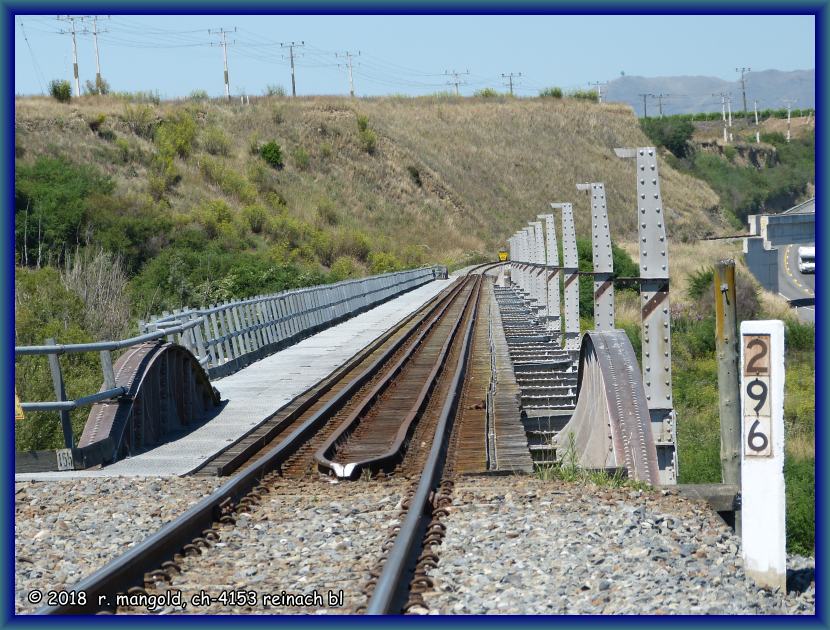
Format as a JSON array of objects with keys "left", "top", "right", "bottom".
[{"left": 740, "top": 319, "right": 786, "bottom": 591}]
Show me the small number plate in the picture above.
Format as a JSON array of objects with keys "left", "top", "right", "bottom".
[
  {"left": 56, "top": 448, "right": 74, "bottom": 471},
  {"left": 743, "top": 334, "right": 772, "bottom": 457}
]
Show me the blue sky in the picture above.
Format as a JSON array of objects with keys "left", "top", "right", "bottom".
[{"left": 14, "top": 14, "right": 815, "bottom": 98}]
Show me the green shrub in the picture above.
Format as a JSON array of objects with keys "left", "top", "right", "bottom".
[
  {"left": 123, "top": 104, "right": 157, "bottom": 139},
  {"left": 265, "top": 84, "right": 286, "bottom": 97},
  {"left": 359, "top": 129, "right": 377, "bottom": 154},
  {"left": 329, "top": 256, "right": 360, "bottom": 282},
  {"left": 407, "top": 165, "right": 422, "bottom": 187},
  {"left": 260, "top": 141, "right": 284, "bottom": 169},
  {"left": 189, "top": 89, "right": 209, "bottom": 101},
  {"left": 356, "top": 114, "right": 369, "bottom": 132},
  {"left": 15, "top": 157, "right": 114, "bottom": 265},
  {"left": 474, "top": 87, "right": 499, "bottom": 98},
  {"left": 785, "top": 456, "right": 815, "bottom": 555},
  {"left": 83, "top": 76, "right": 110, "bottom": 95},
  {"left": 148, "top": 153, "right": 180, "bottom": 200},
  {"left": 786, "top": 319, "right": 815, "bottom": 352},
  {"left": 201, "top": 126, "right": 231, "bottom": 156},
  {"left": 640, "top": 117, "right": 695, "bottom": 158},
  {"left": 49, "top": 79, "right": 72, "bottom": 103},
  {"left": 242, "top": 204, "right": 268, "bottom": 234},
  {"left": 687, "top": 267, "right": 714, "bottom": 301},
  {"left": 316, "top": 200, "right": 339, "bottom": 226},
  {"left": 539, "top": 87, "right": 563, "bottom": 98},
  {"left": 723, "top": 145, "right": 737, "bottom": 162},
  {"left": 155, "top": 111, "right": 197, "bottom": 159},
  {"left": 199, "top": 156, "right": 257, "bottom": 204},
  {"left": 368, "top": 251, "right": 403, "bottom": 274},
  {"left": 292, "top": 146, "right": 311, "bottom": 170},
  {"left": 568, "top": 89, "right": 598, "bottom": 102}
]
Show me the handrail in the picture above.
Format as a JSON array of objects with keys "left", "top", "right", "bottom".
[{"left": 15, "top": 266, "right": 444, "bottom": 449}]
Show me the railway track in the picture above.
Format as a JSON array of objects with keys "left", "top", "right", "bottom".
[{"left": 36, "top": 264, "right": 499, "bottom": 615}]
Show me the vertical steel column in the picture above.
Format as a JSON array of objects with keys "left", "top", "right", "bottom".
[
  {"left": 538, "top": 213, "right": 561, "bottom": 335},
  {"left": 615, "top": 146, "right": 677, "bottom": 485},
  {"left": 523, "top": 226, "right": 535, "bottom": 299},
  {"left": 552, "top": 202, "right": 580, "bottom": 351},
  {"left": 577, "top": 182, "right": 615, "bottom": 330},
  {"left": 530, "top": 220, "right": 547, "bottom": 319}
]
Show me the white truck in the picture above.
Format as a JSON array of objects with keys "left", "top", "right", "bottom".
[{"left": 797, "top": 246, "right": 815, "bottom": 274}]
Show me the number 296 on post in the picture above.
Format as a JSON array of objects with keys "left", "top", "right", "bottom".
[{"left": 743, "top": 334, "right": 772, "bottom": 457}]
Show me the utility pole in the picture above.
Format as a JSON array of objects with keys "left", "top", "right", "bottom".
[
  {"left": 714, "top": 92, "right": 728, "bottom": 143},
  {"left": 209, "top": 27, "right": 236, "bottom": 100},
  {"left": 445, "top": 69, "right": 469, "bottom": 96},
  {"left": 753, "top": 99, "right": 760, "bottom": 143},
  {"left": 57, "top": 15, "right": 86, "bottom": 97},
  {"left": 654, "top": 93, "right": 671, "bottom": 118},
  {"left": 589, "top": 81, "right": 606, "bottom": 104},
  {"left": 783, "top": 98, "right": 795, "bottom": 143},
  {"left": 281, "top": 41, "right": 305, "bottom": 97},
  {"left": 736, "top": 67, "right": 751, "bottom": 119},
  {"left": 727, "top": 94, "right": 733, "bottom": 142},
  {"left": 90, "top": 16, "right": 109, "bottom": 93},
  {"left": 501, "top": 72, "right": 522, "bottom": 96},
  {"left": 638, "top": 93, "right": 654, "bottom": 118},
  {"left": 336, "top": 50, "right": 360, "bottom": 97}
]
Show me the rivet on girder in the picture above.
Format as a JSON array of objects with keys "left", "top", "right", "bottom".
[
  {"left": 648, "top": 149, "right": 654, "bottom": 156},
  {"left": 641, "top": 194, "right": 646, "bottom": 199},
  {"left": 641, "top": 222, "right": 646, "bottom": 228},
  {"left": 662, "top": 265, "right": 667, "bottom": 270},
  {"left": 639, "top": 150, "right": 644, "bottom": 156},
  {"left": 640, "top": 165, "right": 645, "bottom": 171},
  {"left": 647, "top": 395, "right": 651, "bottom": 401},
  {"left": 652, "top": 179, "right": 657, "bottom": 185},
  {"left": 650, "top": 164, "right": 656, "bottom": 170},
  {"left": 643, "top": 265, "right": 648, "bottom": 271},
  {"left": 646, "top": 381, "right": 651, "bottom": 386},
  {"left": 660, "top": 236, "right": 665, "bottom": 242},
  {"left": 641, "top": 208, "right": 646, "bottom": 213},
  {"left": 663, "top": 336, "right": 669, "bottom": 342},
  {"left": 640, "top": 179, "right": 645, "bottom": 185},
  {"left": 653, "top": 194, "right": 659, "bottom": 199},
  {"left": 666, "top": 394, "right": 671, "bottom": 400}
]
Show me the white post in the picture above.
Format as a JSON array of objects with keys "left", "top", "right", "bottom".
[
  {"left": 721, "top": 95, "right": 728, "bottom": 143},
  {"left": 754, "top": 100, "right": 760, "bottom": 144},
  {"left": 727, "top": 96, "right": 733, "bottom": 142},
  {"left": 740, "top": 319, "right": 786, "bottom": 591}
]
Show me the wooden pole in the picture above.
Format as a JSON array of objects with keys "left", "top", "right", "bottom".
[{"left": 713, "top": 260, "right": 741, "bottom": 532}]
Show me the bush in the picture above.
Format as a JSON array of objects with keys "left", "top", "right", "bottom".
[
  {"left": 242, "top": 204, "right": 268, "bottom": 234},
  {"left": 539, "top": 87, "right": 563, "bottom": 99},
  {"left": 15, "top": 157, "right": 114, "bottom": 266},
  {"left": 786, "top": 319, "right": 815, "bottom": 352},
  {"left": 568, "top": 89, "right": 598, "bottom": 102},
  {"left": 155, "top": 111, "right": 197, "bottom": 159},
  {"left": 359, "top": 129, "right": 377, "bottom": 155},
  {"left": 148, "top": 153, "right": 180, "bottom": 200},
  {"left": 368, "top": 251, "right": 403, "bottom": 274},
  {"left": 356, "top": 114, "right": 369, "bottom": 132},
  {"left": 265, "top": 84, "right": 286, "bottom": 97},
  {"left": 260, "top": 141, "right": 284, "bottom": 169},
  {"left": 189, "top": 89, "right": 209, "bottom": 101},
  {"left": 329, "top": 256, "right": 360, "bottom": 281},
  {"left": 292, "top": 146, "right": 310, "bottom": 170},
  {"left": 49, "top": 79, "right": 72, "bottom": 103},
  {"left": 83, "top": 76, "right": 110, "bottom": 95},
  {"left": 640, "top": 117, "right": 695, "bottom": 158},
  {"left": 474, "top": 88, "right": 499, "bottom": 98},
  {"left": 123, "top": 104, "right": 157, "bottom": 139},
  {"left": 201, "top": 126, "right": 231, "bottom": 156},
  {"left": 199, "top": 156, "right": 257, "bottom": 204},
  {"left": 316, "top": 200, "right": 339, "bottom": 226}
]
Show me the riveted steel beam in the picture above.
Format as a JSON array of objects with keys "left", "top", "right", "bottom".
[
  {"left": 616, "top": 146, "right": 677, "bottom": 484},
  {"left": 530, "top": 221, "right": 547, "bottom": 318},
  {"left": 552, "top": 202, "right": 580, "bottom": 351},
  {"left": 578, "top": 182, "right": 615, "bottom": 330},
  {"left": 538, "top": 213, "right": 561, "bottom": 334}
]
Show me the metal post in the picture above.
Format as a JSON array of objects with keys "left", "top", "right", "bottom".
[
  {"left": 578, "top": 182, "right": 614, "bottom": 330},
  {"left": 99, "top": 349, "right": 116, "bottom": 390},
  {"left": 614, "top": 146, "right": 678, "bottom": 485},
  {"left": 552, "top": 202, "right": 580, "bottom": 351},
  {"left": 714, "top": 260, "right": 742, "bottom": 532},
  {"left": 754, "top": 100, "right": 760, "bottom": 144},
  {"left": 538, "top": 213, "right": 561, "bottom": 335},
  {"left": 46, "top": 338, "right": 74, "bottom": 449}
]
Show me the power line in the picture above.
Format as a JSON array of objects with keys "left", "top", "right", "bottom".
[
  {"left": 57, "top": 15, "right": 91, "bottom": 97},
  {"left": 654, "top": 93, "right": 672, "bottom": 118},
  {"left": 281, "top": 41, "right": 305, "bottom": 97},
  {"left": 637, "top": 93, "right": 654, "bottom": 118},
  {"left": 588, "top": 81, "right": 607, "bottom": 103},
  {"left": 736, "top": 67, "right": 751, "bottom": 117},
  {"left": 90, "top": 16, "right": 109, "bottom": 93},
  {"left": 336, "top": 50, "right": 360, "bottom": 97},
  {"left": 501, "top": 72, "right": 521, "bottom": 96},
  {"left": 19, "top": 20, "right": 47, "bottom": 94},
  {"left": 445, "top": 69, "right": 469, "bottom": 96},
  {"left": 209, "top": 27, "right": 236, "bottom": 100}
]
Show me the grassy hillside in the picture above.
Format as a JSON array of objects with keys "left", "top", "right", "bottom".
[{"left": 15, "top": 95, "right": 723, "bottom": 301}]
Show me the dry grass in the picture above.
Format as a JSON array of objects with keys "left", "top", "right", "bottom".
[{"left": 15, "top": 95, "right": 726, "bottom": 267}]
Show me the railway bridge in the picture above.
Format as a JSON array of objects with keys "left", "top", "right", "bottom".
[{"left": 14, "top": 147, "right": 746, "bottom": 614}]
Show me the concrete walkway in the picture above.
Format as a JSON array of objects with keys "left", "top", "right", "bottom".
[{"left": 16, "top": 279, "right": 454, "bottom": 481}]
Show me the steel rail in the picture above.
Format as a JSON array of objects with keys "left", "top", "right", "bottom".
[
  {"left": 313, "top": 279, "right": 474, "bottom": 478},
  {"left": 366, "top": 275, "right": 482, "bottom": 614},
  {"left": 35, "top": 263, "right": 499, "bottom": 615}
]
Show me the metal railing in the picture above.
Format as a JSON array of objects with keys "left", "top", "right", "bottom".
[{"left": 15, "top": 267, "right": 444, "bottom": 448}]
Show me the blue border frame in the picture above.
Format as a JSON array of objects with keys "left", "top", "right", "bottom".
[{"left": 3, "top": 1, "right": 825, "bottom": 627}]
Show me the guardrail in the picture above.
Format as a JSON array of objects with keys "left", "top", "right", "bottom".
[{"left": 15, "top": 266, "right": 445, "bottom": 448}]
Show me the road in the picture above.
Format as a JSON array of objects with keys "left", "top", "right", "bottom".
[{"left": 778, "top": 244, "right": 815, "bottom": 323}]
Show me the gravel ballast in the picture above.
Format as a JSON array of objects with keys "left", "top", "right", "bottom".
[
  {"left": 15, "top": 477, "right": 222, "bottom": 614},
  {"left": 420, "top": 477, "right": 814, "bottom": 615}
]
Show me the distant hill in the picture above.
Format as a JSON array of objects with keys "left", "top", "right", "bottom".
[{"left": 604, "top": 69, "right": 815, "bottom": 117}]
